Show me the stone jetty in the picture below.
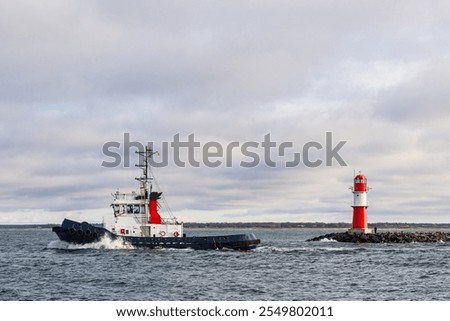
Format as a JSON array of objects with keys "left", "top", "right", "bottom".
[{"left": 307, "top": 231, "right": 450, "bottom": 243}]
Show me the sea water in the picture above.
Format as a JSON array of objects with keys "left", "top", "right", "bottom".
[{"left": 0, "top": 227, "right": 449, "bottom": 301}]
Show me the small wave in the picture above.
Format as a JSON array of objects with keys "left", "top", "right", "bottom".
[
  {"left": 316, "top": 247, "right": 357, "bottom": 252},
  {"left": 254, "top": 245, "right": 362, "bottom": 253},
  {"left": 159, "top": 247, "right": 195, "bottom": 252},
  {"left": 254, "top": 246, "right": 308, "bottom": 253},
  {"left": 319, "top": 238, "right": 338, "bottom": 243},
  {"left": 47, "top": 236, "right": 134, "bottom": 250}
]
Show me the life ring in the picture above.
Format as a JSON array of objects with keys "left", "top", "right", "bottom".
[
  {"left": 173, "top": 231, "right": 180, "bottom": 237},
  {"left": 159, "top": 231, "right": 166, "bottom": 237},
  {"left": 84, "top": 230, "right": 91, "bottom": 236},
  {"left": 69, "top": 228, "right": 76, "bottom": 234}
]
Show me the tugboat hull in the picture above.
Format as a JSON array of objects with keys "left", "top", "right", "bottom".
[{"left": 52, "top": 219, "right": 260, "bottom": 251}]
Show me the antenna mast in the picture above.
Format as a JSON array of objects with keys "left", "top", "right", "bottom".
[{"left": 135, "top": 146, "right": 157, "bottom": 199}]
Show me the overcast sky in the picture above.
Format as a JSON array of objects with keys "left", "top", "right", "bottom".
[{"left": 1, "top": 0, "right": 450, "bottom": 224}]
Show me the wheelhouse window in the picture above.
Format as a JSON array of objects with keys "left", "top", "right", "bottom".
[
  {"left": 125, "top": 204, "right": 142, "bottom": 213},
  {"left": 113, "top": 204, "right": 127, "bottom": 216}
]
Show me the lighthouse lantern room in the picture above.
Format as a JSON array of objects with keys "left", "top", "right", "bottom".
[{"left": 349, "top": 172, "right": 372, "bottom": 234}]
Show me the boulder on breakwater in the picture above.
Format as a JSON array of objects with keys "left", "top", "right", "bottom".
[{"left": 307, "top": 231, "right": 450, "bottom": 243}]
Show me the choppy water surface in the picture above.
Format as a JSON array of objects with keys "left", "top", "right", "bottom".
[{"left": 0, "top": 227, "right": 449, "bottom": 300}]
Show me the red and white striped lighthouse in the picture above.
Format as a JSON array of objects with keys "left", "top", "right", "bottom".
[{"left": 349, "top": 172, "right": 372, "bottom": 234}]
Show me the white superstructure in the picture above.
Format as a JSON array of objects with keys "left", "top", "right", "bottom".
[{"left": 110, "top": 147, "right": 183, "bottom": 238}]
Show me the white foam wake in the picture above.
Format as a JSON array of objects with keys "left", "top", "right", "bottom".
[{"left": 47, "top": 236, "right": 134, "bottom": 250}]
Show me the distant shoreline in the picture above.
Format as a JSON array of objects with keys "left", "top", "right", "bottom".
[
  {"left": 1, "top": 222, "right": 450, "bottom": 229},
  {"left": 184, "top": 222, "right": 450, "bottom": 229}
]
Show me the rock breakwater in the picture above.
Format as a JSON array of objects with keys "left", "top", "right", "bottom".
[{"left": 308, "top": 231, "right": 450, "bottom": 243}]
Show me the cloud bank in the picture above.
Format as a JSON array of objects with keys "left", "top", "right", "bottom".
[{"left": 1, "top": 1, "right": 449, "bottom": 223}]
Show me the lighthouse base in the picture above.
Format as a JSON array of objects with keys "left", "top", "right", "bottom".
[{"left": 348, "top": 228, "right": 373, "bottom": 235}]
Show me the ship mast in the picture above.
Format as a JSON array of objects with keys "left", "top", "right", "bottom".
[
  {"left": 135, "top": 147, "right": 158, "bottom": 228},
  {"left": 135, "top": 146, "right": 157, "bottom": 199}
]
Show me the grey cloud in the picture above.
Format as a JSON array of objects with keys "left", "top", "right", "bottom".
[
  {"left": 375, "top": 58, "right": 450, "bottom": 123},
  {"left": 2, "top": 1, "right": 447, "bottom": 107}
]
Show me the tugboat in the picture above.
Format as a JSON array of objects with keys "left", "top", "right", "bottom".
[{"left": 52, "top": 147, "right": 260, "bottom": 250}]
